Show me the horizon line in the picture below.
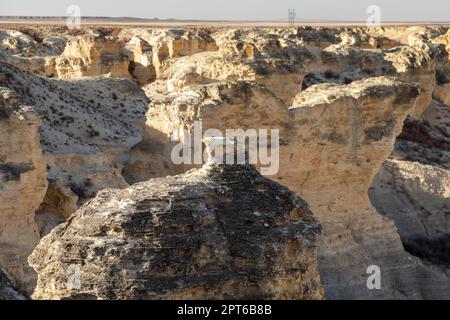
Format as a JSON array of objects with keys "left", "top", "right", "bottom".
[{"left": 1, "top": 15, "right": 450, "bottom": 24}]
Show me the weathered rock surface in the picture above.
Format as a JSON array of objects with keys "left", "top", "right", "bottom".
[
  {"left": 286, "top": 79, "right": 450, "bottom": 299},
  {"left": 55, "top": 35, "right": 131, "bottom": 79},
  {"left": 370, "top": 99, "right": 450, "bottom": 270},
  {"left": 30, "top": 162, "right": 323, "bottom": 300},
  {"left": 0, "top": 61, "right": 149, "bottom": 293},
  {"left": 120, "top": 29, "right": 218, "bottom": 76},
  {"left": 370, "top": 159, "right": 450, "bottom": 268},
  {"left": 1, "top": 25, "right": 450, "bottom": 300},
  {"left": 0, "top": 29, "right": 66, "bottom": 76},
  {"left": 0, "top": 87, "right": 47, "bottom": 295},
  {"left": 143, "top": 74, "right": 450, "bottom": 298},
  {"left": 0, "top": 61, "right": 148, "bottom": 203},
  {"left": 138, "top": 27, "right": 450, "bottom": 299},
  {"left": 126, "top": 36, "right": 156, "bottom": 85},
  {"left": 148, "top": 27, "right": 447, "bottom": 119},
  {"left": 0, "top": 269, "right": 25, "bottom": 300}
]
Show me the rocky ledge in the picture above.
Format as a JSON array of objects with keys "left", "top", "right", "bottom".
[{"left": 29, "top": 162, "right": 323, "bottom": 300}]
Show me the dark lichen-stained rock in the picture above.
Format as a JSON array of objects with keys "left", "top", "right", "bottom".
[
  {"left": 29, "top": 162, "right": 323, "bottom": 300},
  {"left": 0, "top": 269, "right": 25, "bottom": 300}
]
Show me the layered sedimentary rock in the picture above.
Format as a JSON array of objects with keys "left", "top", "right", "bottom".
[
  {"left": 370, "top": 99, "right": 450, "bottom": 270},
  {"left": 143, "top": 75, "right": 450, "bottom": 298},
  {"left": 149, "top": 27, "right": 447, "bottom": 118},
  {"left": 370, "top": 160, "right": 450, "bottom": 267},
  {"left": 285, "top": 79, "right": 450, "bottom": 299},
  {"left": 126, "top": 36, "right": 156, "bottom": 85},
  {"left": 1, "top": 25, "right": 450, "bottom": 300},
  {"left": 120, "top": 29, "right": 218, "bottom": 76},
  {"left": 0, "top": 87, "right": 47, "bottom": 295},
  {"left": 0, "top": 61, "right": 148, "bottom": 204},
  {"left": 137, "top": 27, "right": 450, "bottom": 299},
  {"left": 30, "top": 161, "right": 323, "bottom": 300},
  {"left": 55, "top": 35, "right": 131, "bottom": 79},
  {"left": 0, "top": 29, "right": 66, "bottom": 76},
  {"left": 368, "top": 89, "right": 450, "bottom": 294},
  {"left": 0, "top": 61, "right": 149, "bottom": 293}
]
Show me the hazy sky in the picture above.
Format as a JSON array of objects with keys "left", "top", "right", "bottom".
[{"left": 1, "top": 0, "right": 449, "bottom": 21}]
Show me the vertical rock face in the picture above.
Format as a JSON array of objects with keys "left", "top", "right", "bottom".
[
  {"left": 137, "top": 27, "right": 450, "bottom": 299},
  {"left": 29, "top": 162, "right": 323, "bottom": 300},
  {"left": 148, "top": 29, "right": 218, "bottom": 76},
  {"left": 370, "top": 99, "right": 450, "bottom": 270},
  {"left": 284, "top": 79, "right": 450, "bottom": 299},
  {"left": 117, "top": 29, "right": 219, "bottom": 80},
  {"left": 370, "top": 160, "right": 450, "bottom": 267},
  {"left": 126, "top": 37, "right": 156, "bottom": 85},
  {"left": 1, "top": 26, "right": 450, "bottom": 300},
  {"left": 55, "top": 35, "right": 131, "bottom": 79},
  {"left": 0, "top": 87, "right": 47, "bottom": 295},
  {"left": 143, "top": 76, "right": 450, "bottom": 298}
]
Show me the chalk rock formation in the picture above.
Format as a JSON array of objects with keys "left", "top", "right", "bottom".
[
  {"left": 0, "top": 61, "right": 148, "bottom": 204},
  {"left": 0, "top": 87, "right": 47, "bottom": 295},
  {"left": 0, "top": 29, "right": 66, "bottom": 76},
  {"left": 30, "top": 162, "right": 323, "bottom": 300},
  {"left": 55, "top": 35, "right": 131, "bottom": 79},
  {"left": 370, "top": 99, "right": 450, "bottom": 269},
  {"left": 434, "top": 28, "right": 450, "bottom": 66},
  {"left": 1, "top": 26, "right": 450, "bottom": 300},
  {"left": 0, "top": 61, "right": 149, "bottom": 293},
  {"left": 143, "top": 76, "right": 450, "bottom": 298},
  {"left": 137, "top": 29, "right": 217, "bottom": 75},
  {"left": 433, "top": 69, "right": 450, "bottom": 105},
  {"left": 151, "top": 27, "right": 447, "bottom": 117},
  {"left": 285, "top": 79, "right": 449, "bottom": 299},
  {"left": 139, "top": 28, "right": 450, "bottom": 299},
  {"left": 126, "top": 37, "right": 156, "bottom": 85}
]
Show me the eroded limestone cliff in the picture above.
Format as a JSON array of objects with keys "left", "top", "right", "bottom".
[
  {"left": 0, "top": 87, "right": 47, "bottom": 295},
  {"left": 0, "top": 25, "right": 449, "bottom": 300},
  {"left": 0, "top": 60, "right": 148, "bottom": 294},
  {"left": 370, "top": 99, "right": 450, "bottom": 271}
]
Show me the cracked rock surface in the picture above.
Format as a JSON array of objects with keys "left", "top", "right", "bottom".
[
  {"left": 0, "top": 25, "right": 449, "bottom": 299},
  {"left": 29, "top": 163, "right": 323, "bottom": 300}
]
